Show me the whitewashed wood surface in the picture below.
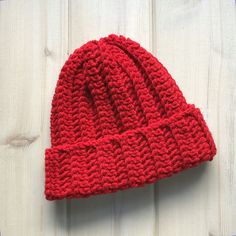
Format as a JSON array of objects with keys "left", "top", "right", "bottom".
[{"left": 0, "top": 0, "right": 235, "bottom": 236}]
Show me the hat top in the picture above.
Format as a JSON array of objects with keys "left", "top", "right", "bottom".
[{"left": 50, "top": 34, "right": 186, "bottom": 146}]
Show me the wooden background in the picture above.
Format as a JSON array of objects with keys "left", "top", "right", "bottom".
[{"left": 0, "top": 0, "right": 235, "bottom": 235}]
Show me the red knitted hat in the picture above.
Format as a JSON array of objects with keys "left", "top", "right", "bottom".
[{"left": 45, "top": 34, "right": 216, "bottom": 200}]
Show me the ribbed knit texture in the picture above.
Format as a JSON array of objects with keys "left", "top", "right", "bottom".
[{"left": 45, "top": 34, "right": 217, "bottom": 200}]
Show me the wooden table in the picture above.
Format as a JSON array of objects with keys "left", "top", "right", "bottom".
[{"left": 0, "top": 1, "right": 235, "bottom": 235}]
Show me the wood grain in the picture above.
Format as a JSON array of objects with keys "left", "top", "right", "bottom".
[{"left": 0, "top": 0, "right": 235, "bottom": 235}]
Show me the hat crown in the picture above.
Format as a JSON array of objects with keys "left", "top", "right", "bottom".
[{"left": 50, "top": 34, "right": 186, "bottom": 146}]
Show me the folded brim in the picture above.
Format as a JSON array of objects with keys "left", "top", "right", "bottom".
[{"left": 45, "top": 105, "right": 216, "bottom": 200}]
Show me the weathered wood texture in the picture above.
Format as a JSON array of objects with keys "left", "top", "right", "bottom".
[{"left": 0, "top": 0, "right": 235, "bottom": 235}]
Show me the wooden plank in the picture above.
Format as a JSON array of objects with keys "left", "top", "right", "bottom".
[
  {"left": 41, "top": 1, "right": 70, "bottom": 236},
  {"left": 153, "top": 1, "right": 216, "bottom": 235},
  {"left": 69, "top": 1, "right": 155, "bottom": 236},
  {"left": 0, "top": 0, "right": 45, "bottom": 235},
  {"left": 0, "top": 0, "right": 69, "bottom": 235},
  {"left": 209, "top": 1, "right": 236, "bottom": 235},
  {"left": 153, "top": 0, "right": 236, "bottom": 235}
]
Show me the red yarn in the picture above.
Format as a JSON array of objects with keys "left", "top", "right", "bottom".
[{"left": 45, "top": 34, "right": 216, "bottom": 200}]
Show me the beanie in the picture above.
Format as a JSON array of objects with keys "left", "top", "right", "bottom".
[{"left": 45, "top": 34, "right": 216, "bottom": 200}]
